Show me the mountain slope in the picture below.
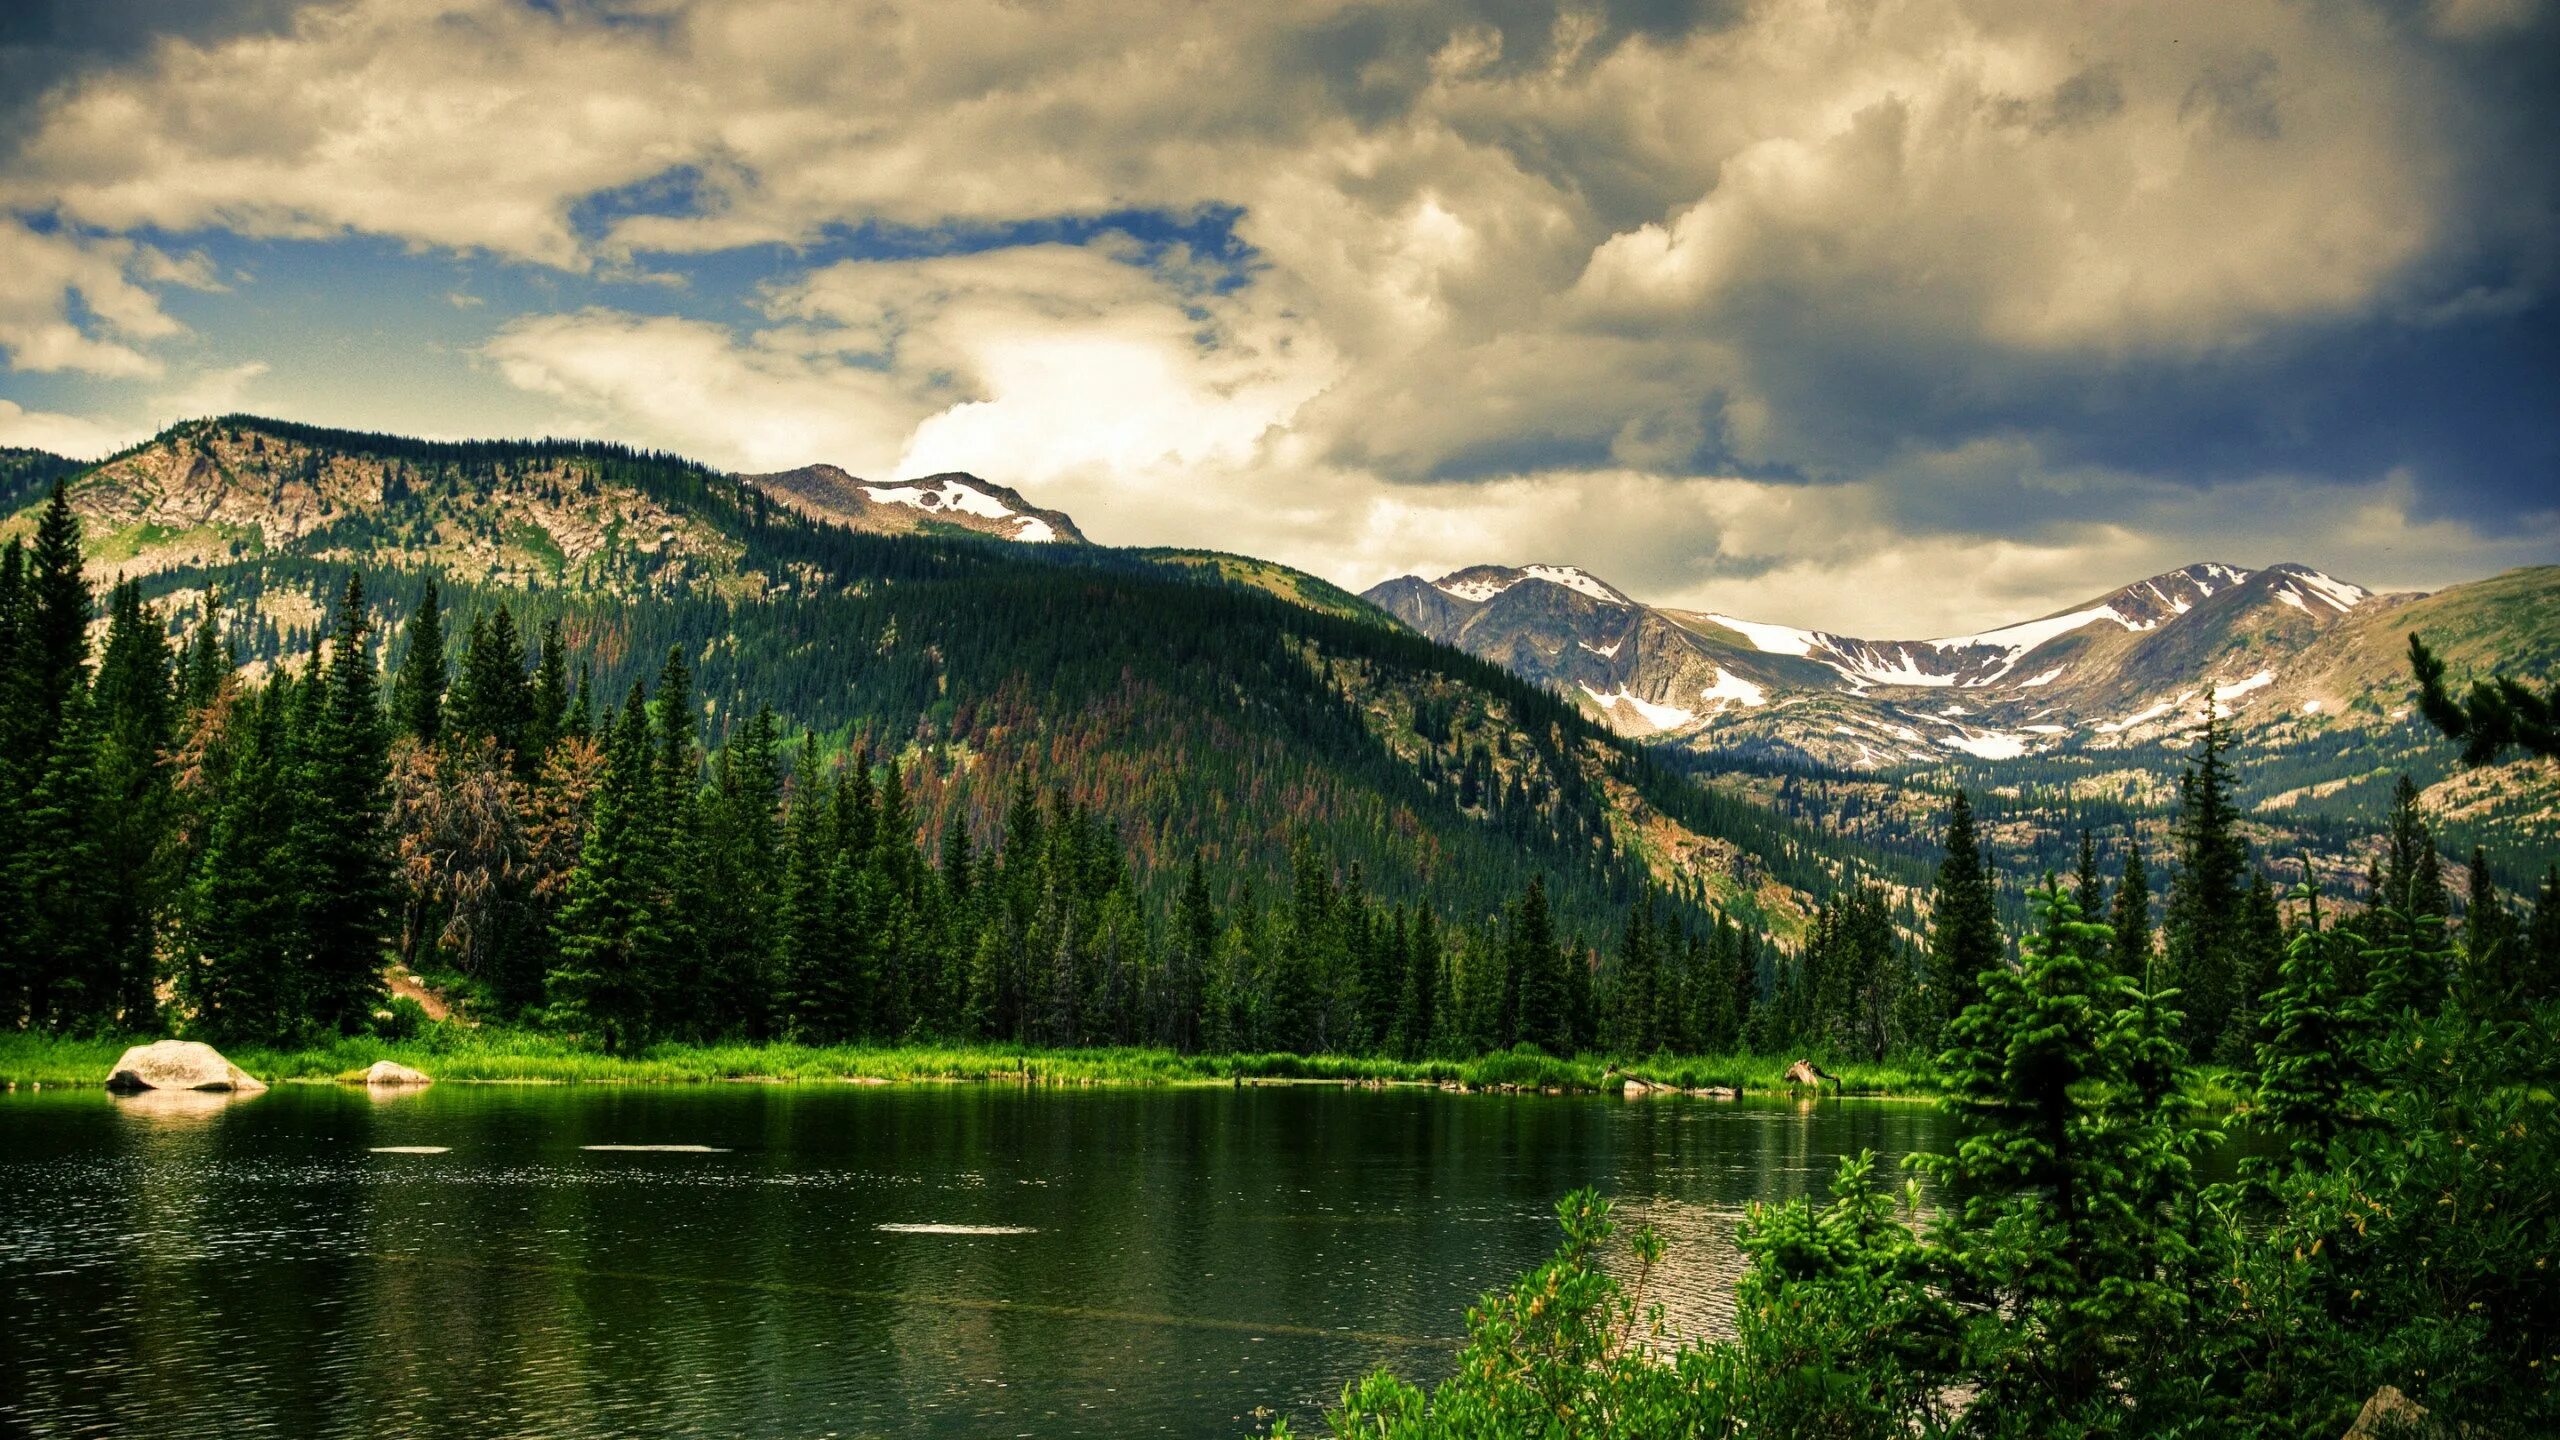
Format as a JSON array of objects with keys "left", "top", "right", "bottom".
[{"left": 4, "top": 415, "right": 1884, "bottom": 949}]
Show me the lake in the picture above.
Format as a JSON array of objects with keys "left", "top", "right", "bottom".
[{"left": 2, "top": 1083, "right": 1955, "bottom": 1438}]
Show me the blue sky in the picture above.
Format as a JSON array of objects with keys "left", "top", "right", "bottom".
[{"left": 0, "top": 0, "right": 2552, "bottom": 634}]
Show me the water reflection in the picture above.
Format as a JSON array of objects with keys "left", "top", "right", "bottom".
[
  {"left": 0, "top": 1085, "right": 2206, "bottom": 1439},
  {"left": 110, "top": 1085, "right": 256, "bottom": 1123}
]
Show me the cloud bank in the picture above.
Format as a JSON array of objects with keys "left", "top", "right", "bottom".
[{"left": 0, "top": 0, "right": 2552, "bottom": 632}]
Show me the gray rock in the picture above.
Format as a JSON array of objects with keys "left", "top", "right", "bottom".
[
  {"left": 363, "top": 1061, "right": 431, "bottom": 1087},
  {"left": 104, "top": 1040, "right": 267, "bottom": 1093}
]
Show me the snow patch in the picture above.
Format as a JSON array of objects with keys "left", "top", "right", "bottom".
[
  {"left": 2212, "top": 670, "right": 2275, "bottom": 702},
  {"left": 2098, "top": 699, "right": 2179, "bottom": 735},
  {"left": 2301, "top": 700, "right": 2323, "bottom": 714},
  {"left": 1435, "top": 575, "right": 1516, "bottom": 602},
  {"left": 1521, "top": 564, "right": 1626, "bottom": 604},
  {"left": 1705, "top": 612, "right": 1819, "bottom": 656},
  {"left": 1940, "top": 732, "right": 2031, "bottom": 760},
  {"left": 1579, "top": 685, "right": 1695, "bottom": 732},
  {"left": 865, "top": 479, "right": 1016, "bottom": 521},
  {"left": 1011, "top": 517, "right": 1058, "bottom": 544},
  {"left": 2275, "top": 588, "right": 2309, "bottom": 612},
  {"left": 1582, "top": 639, "right": 1623, "bottom": 659},
  {"left": 2023, "top": 724, "right": 2070, "bottom": 735},
  {"left": 1699, "top": 669, "right": 1767, "bottom": 708},
  {"left": 2017, "top": 667, "right": 2066, "bottom": 688},
  {"left": 2288, "top": 569, "right": 2368, "bottom": 611},
  {"left": 1927, "top": 603, "right": 2132, "bottom": 655}
]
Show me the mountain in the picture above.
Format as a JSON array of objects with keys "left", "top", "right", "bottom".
[
  {"left": 1, "top": 415, "right": 1895, "bottom": 950},
  {"left": 1363, "top": 558, "right": 2431, "bottom": 764},
  {"left": 737, "top": 463, "right": 1087, "bottom": 544},
  {"left": 1363, "top": 558, "right": 2560, "bottom": 890}
]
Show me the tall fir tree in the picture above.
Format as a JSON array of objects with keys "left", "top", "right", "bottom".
[
  {"left": 388, "top": 577, "right": 447, "bottom": 746},
  {"left": 2164, "top": 710, "right": 2249, "bottom": 1060},
  {"left": 298, "top": 574, "right": 395, "bottom": 1033},
  {"left": 1925, "top": 791, "right": 2002, "bottom": 1054}
]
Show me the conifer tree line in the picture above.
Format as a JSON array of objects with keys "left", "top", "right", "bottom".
[
  {"left": 7, "top": 478, "right": 2554, "bottom": 1063},
  {"left": 0, "top": 484, "right": 1743, "bottom": 1055}
]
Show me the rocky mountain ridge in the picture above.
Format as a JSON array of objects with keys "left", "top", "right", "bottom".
[
  {"left": 736, "top": 463, "right": 1087, "bottom": 545},
  {"left": 1362, "top": 557, "right": 2482, "bottom": 769}
]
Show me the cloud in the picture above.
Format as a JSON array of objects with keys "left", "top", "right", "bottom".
[
  {"left": 1, "top": 0, "right": 2551, "bottom": 629},
  {"left": 165, "top": 360, "right": 270, "bottom": 417},
  {"left": 485, "top": 241, "right": 1336, "bottom": 529},
  {"left": 0, "top": 397, "right": 140, "bottom": 459},
  {"left": 0, "top": 219, "right": 189, "bottom": 375}
]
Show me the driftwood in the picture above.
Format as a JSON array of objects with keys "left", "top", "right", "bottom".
[{"left": 1783, "top": 1059, "right": 1842, "bottom": 1092}]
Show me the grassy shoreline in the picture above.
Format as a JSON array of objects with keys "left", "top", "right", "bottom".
[{"left": 0, "top": 1030, "right": 1951, "bottom": 1096}]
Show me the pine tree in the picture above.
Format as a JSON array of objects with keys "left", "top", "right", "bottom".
[
  {"left": 2110, "top": 842, "right": 2154, "bottom": 988},
  {"left": 2165, "top": 711, "right": 2249, "bottom": 1060},
  {"left": 2220, "top": 870, "right": 2285, "bottom": 1064},
  {"left": 1927, "top": 881, "right": 2163, "bottom": 1424},
  {"left": 388, "top": 577, "right": 447, "bottom": 746},
  {"left": 1509, "top": 876, "right": 1570, "bottom": 1055},
  {"left": 450, "top": 604, "right": 532, "bottom": 760},
  {"left": 2252, "top": 883, "right": 2366, "bottom": 1168},
  {"left": 548, "top": 683, "right": 661, "bottom": 1052},
  {"left": 2073, "top": 829, "right": 2104, "bottom": 920},
  {"left": 296, "top": 574, "right": 395, "bottom": 1033},
  {"left": 1925, "top": 791, "right": 2001, "bottom": 1053},
  {"left": 1167, "top": 854, "right": 1213, "bottom": 1053},
  {"left": 179, "top": 679, "right": 305, "bottom": 1042},
  {"left": 2458, "top": 848, "right": 2521, "bottom": 1010},
  {"left": 1605, "top": 896, "right": 1659, "bottom": 1056},
  {"left": 24, "top": 482, "right": 89, "bottom": 738},
  {"left": 92, "top": 580, "right": 176, "bottom": 1025},
  {"left": 180, "top": 601, "right": 231, "bottom": 713},
  {"left": 526, "top": 617, "right": 569, "bottom": 766}
]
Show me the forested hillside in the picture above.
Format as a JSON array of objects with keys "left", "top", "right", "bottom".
[{"left": 0, "top": 417, "right": 1947, "bottom": 1052}]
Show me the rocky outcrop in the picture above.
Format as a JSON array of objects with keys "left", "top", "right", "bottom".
[
  {"left": 103, "top": 1040, "right": 267, "bottom": 1093},
  {"left": 363, "top": 1061, "right": 431, "bottom": 1086}
]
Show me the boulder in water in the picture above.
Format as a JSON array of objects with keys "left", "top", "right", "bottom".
[
  {"left": 363, "top": 1061, "right": 431, "bottom": 1087},
  {"left": 104, "top": 1040, "right": 267, "bottom": 1094}
]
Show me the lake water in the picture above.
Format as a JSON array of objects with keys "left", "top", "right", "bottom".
[{"left": 1, "top": 1083, "right": 1955, "bottom": 1438}]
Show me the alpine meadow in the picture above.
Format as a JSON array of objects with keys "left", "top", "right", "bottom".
[{"left": 0, "top": 4, "right": 2554, "bottom": 1439}]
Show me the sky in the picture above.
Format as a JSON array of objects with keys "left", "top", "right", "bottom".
[{"left": 0, "top": 0, "right": 2554, "bottom": 636}]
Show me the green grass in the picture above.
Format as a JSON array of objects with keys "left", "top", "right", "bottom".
[{"left": 0, "top": 1030, "right": 1955, "bottom": 1096}]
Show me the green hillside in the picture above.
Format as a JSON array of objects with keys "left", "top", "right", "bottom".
[{"left": 9, "top": 416, "right": 1866, "bottom": 949}]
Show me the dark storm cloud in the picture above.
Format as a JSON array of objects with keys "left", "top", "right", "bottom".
[{"left": 0, "top": 0, "right": 323, "bottom": 155}]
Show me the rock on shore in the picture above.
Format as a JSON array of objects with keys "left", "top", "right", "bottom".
[
  {"left": 363, "top": 1061, "right": 431, "bottom": 1086},
  {"left": 103, "top": 1040, "right": 267, "bottom": 1093}
]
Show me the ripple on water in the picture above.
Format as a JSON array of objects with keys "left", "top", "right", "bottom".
[{"left": 875, "top": 1223, "right": 1037, "bottom": 1235}]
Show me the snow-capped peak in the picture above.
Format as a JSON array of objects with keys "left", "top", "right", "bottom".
[
  {"left": 2266, "top": 563, "right": 2369, "bottom": 613},
  {"left": 1433, "top": 563, "right": 1629, "bottom": 606},
  {"left": 859, "top": 475, "right": 1059, "bottom": 542}
]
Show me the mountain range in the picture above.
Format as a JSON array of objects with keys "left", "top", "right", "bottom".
[
  {"left": 1359, "top": 557, "right": 2513, "bottom": 769},
  {"left": 6, "top": 414, "right": 2552, "bottom": 921}
]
